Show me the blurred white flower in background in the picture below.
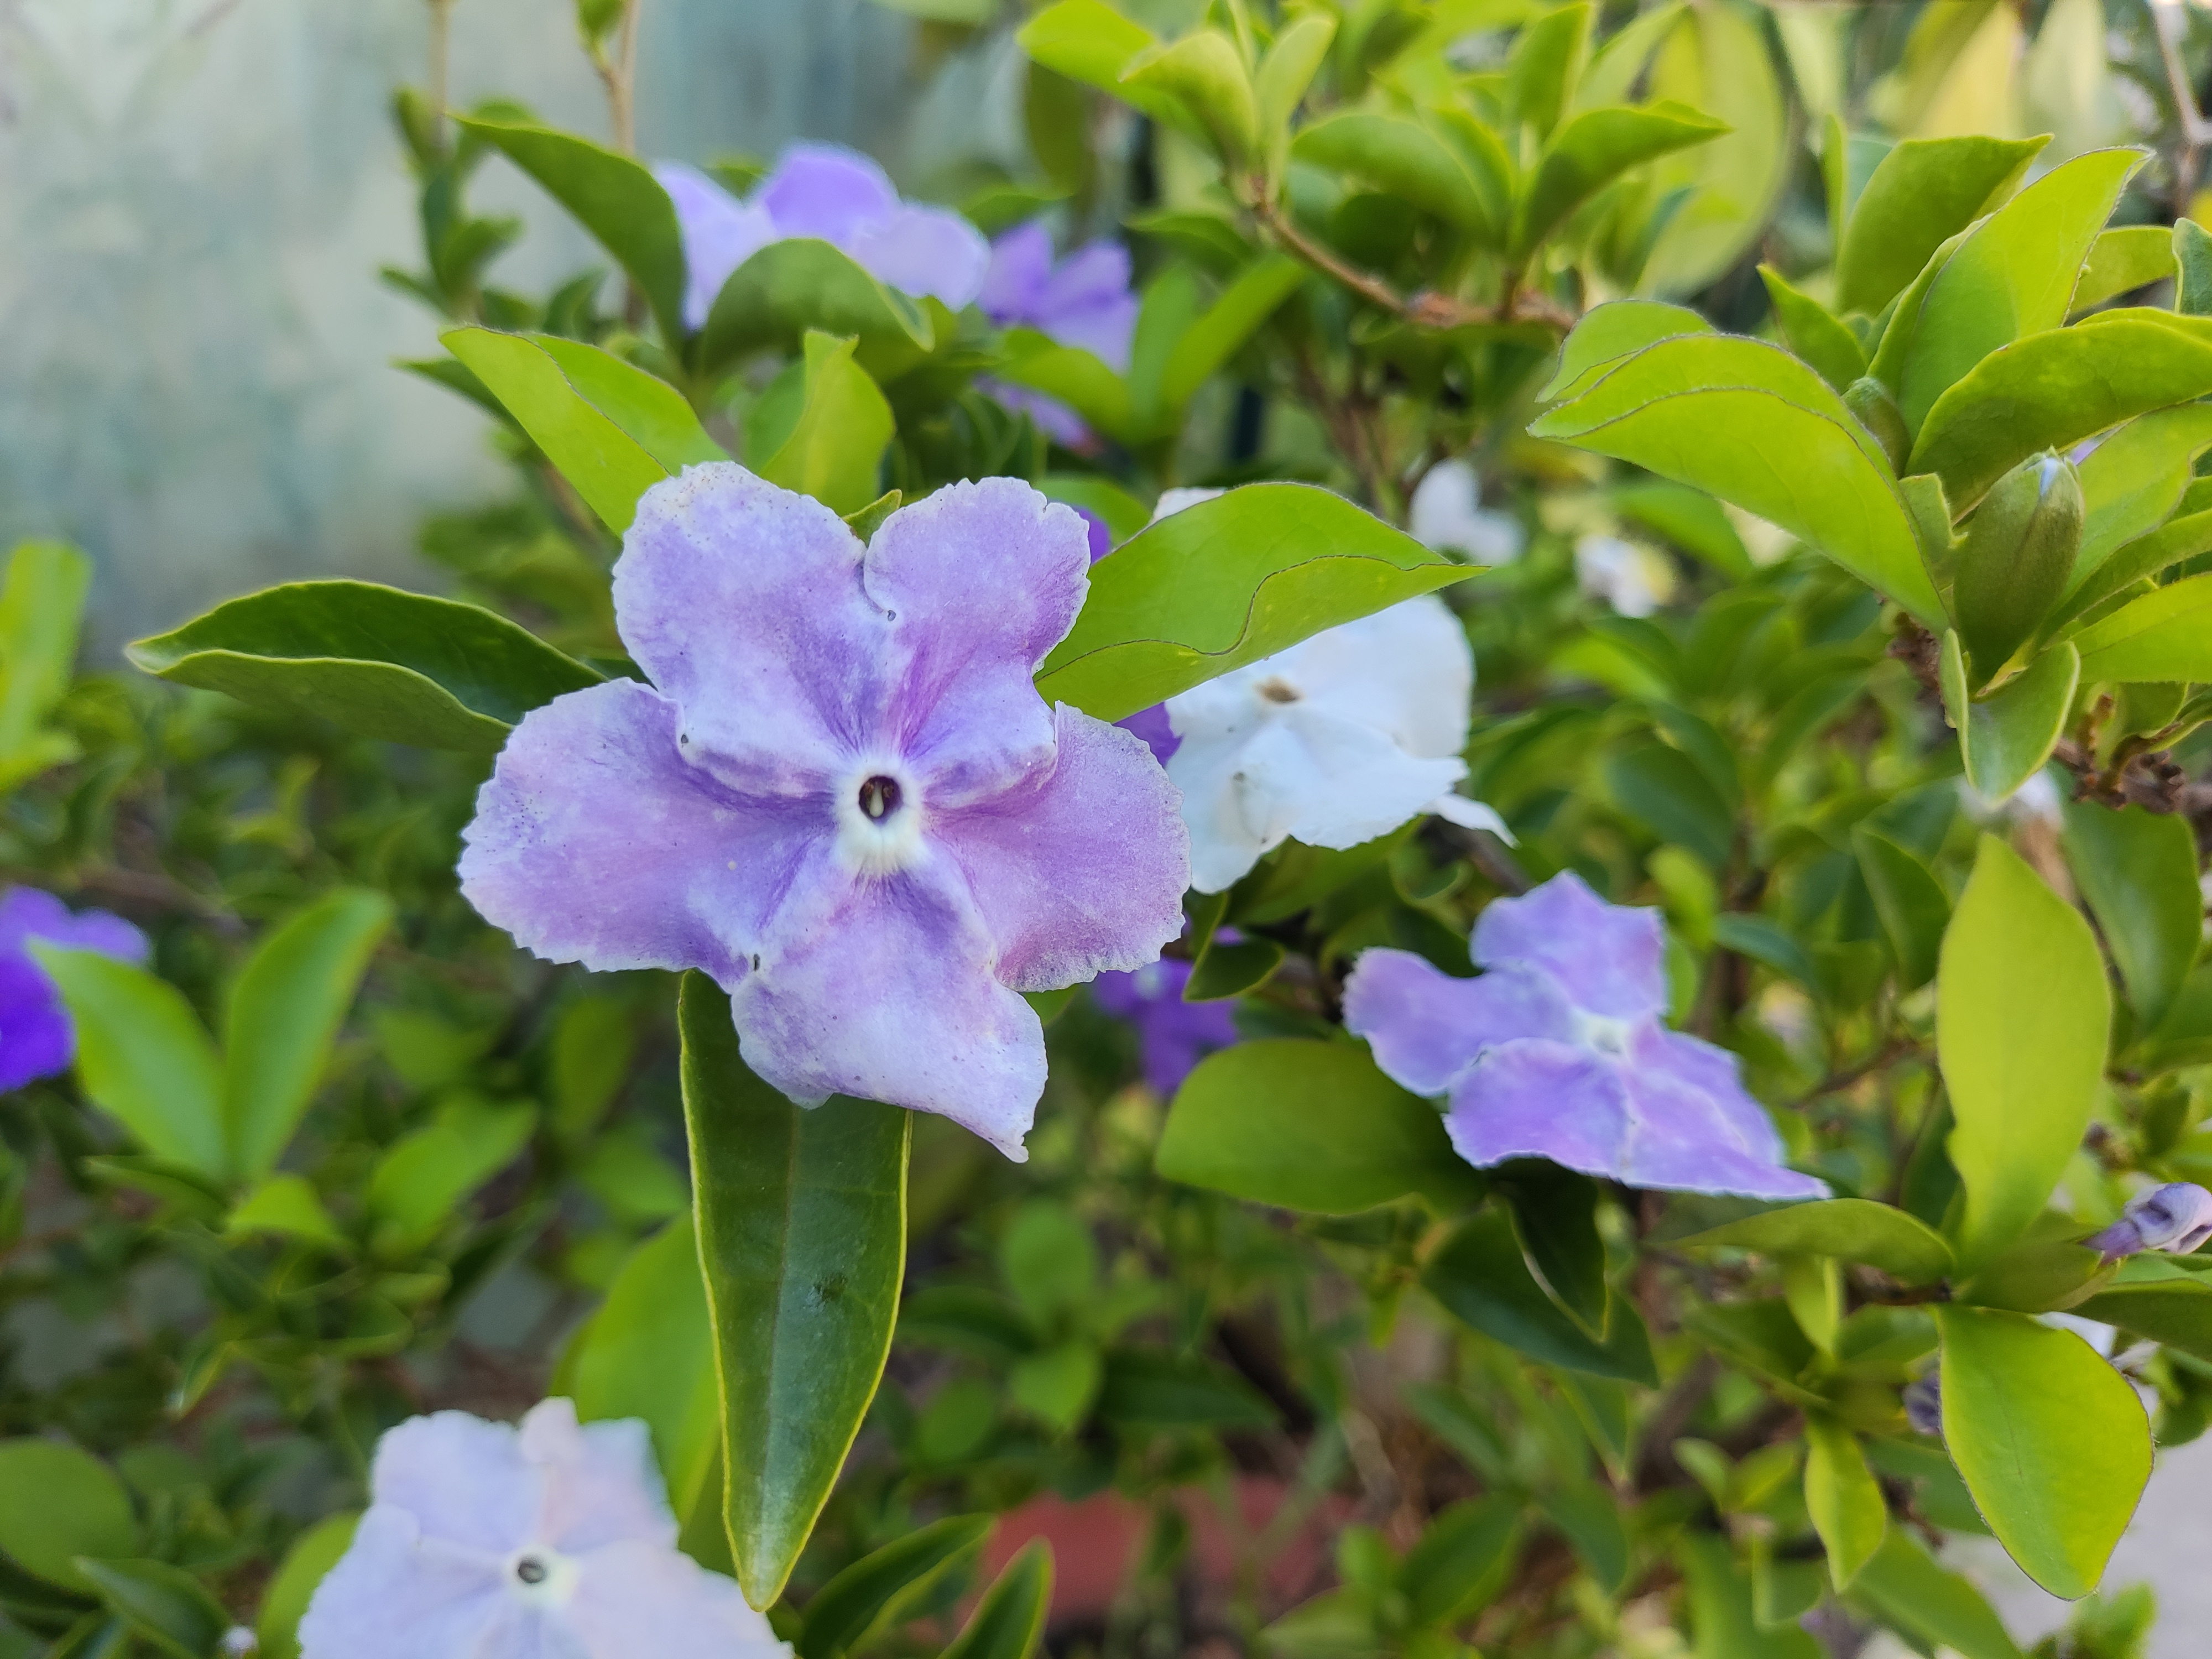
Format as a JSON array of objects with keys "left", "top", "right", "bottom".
[
  {"left": 1957, "top": 767, "right": 2064, "bottom": 828},
  {"left": 1574, "top": 534, "right": 1676, "bottom": 618},
  {"left": 1408, "top": 459, "right": 1525, "bottom": 564}
]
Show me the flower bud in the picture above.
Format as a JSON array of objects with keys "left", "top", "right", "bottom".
[
  {"left": 2083, "top": 1182, "right": 2212, "bottom": 1260},
  {"left": 1844, "top": 377, "right": 1910, "bottom": 474},
  {"left": 1902, "top": 1375, "right": 1942, "bottom": 1438},
  {"left": 1952, "top": 452, "right": 2083, "bottom": 684}
]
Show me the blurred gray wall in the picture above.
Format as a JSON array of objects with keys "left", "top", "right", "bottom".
[{"left": 0, "top": 0, "right": 1007, "bottom": 650}]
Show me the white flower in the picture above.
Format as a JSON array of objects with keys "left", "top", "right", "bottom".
[
  {"left": 1957, "top": 767, "right": 2064, "bottom": 827},
  {"left": 1574, "top": 534, "right": 1676, "bottom": 618},
  {"left": 299, "top": 1399, "right": 788, "bottom": 1659},
  {"left": 1150, "top": 485, "right": 1225, "bottom": 520},
  {"left": 1408, "top": 460, "right": 1524, "bottom": 564},
  {"left": 1164, "top": 595, "right": 1509, "bottom": 893}
]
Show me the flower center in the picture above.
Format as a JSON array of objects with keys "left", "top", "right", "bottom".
[
  {"left": 1255, "top": 676, "right": 1302, "bottom": 705},
  {"left": 502, "top": 1546, "right": 577, "bottom": 1607},
  {"left": 858, "top": 775, "right": 902, "bottom": 821},
  {"left": 515, "top": 1556, "right": 548, "bottom": 1585},
  {"left": 1572, "top": 1008, "right": 1635, "bottom": 1059},
  {"left": 834, "top": 763, "right": 926, "bottom": 876}
]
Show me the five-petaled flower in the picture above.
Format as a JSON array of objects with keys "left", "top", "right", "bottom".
[
  {"left": 299, "top": 1399, "right": 787, "bottom": 1659},
  {"left": 1343, "top": 872, "right": 1827, "bottom": 1199},
  {"left": 2084, "top": 1182, "right": 2212, "bottom": 1260},
  {"left": 1, "top": 888, "right": 147, "bottom": 1092},
  {"left": 656, "top": 144, "right": 989, "bottom": 331},
  {"left": 978, "top": 220, "right": 1139, "bottom": 449},
  {"left": 459, "top": 466, "right": 1190, "bottom": 1159}
]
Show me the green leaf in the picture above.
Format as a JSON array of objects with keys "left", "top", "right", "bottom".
[
  {"left": 366, "top": 1096, "right": 538, "bottom": 1253},
  {"left": 566, "top": 1218, "right": 718, "bottom": 1526},
  {"left": 1605, "top": 743, "right": 1733, "bottom": 869},
  {"left": 457, "top": 117, "right": 688, "bottom": 343},
  {"left": 2062, "top": 802, "right": 2201, "bottom": 1031},
  {"left": 679, "top": 973, "right": 909, "bottom": 1609},
  {"left": 1039, "top": 474, "right": 1149, "bottom": 543},
  {"left": 1008, "top": 1342, "right": 1102, "bottom": 1433},
  {"left": 940, "top": 1542, "right": 1052, "bottom": 1659},
  {"left": 1876, "top": 148, "right": 2143, "bottom": 438},
  {"left": 2070, "top": 404, "right": 2212, "bottom": 589},
  {"left": 1536, "top": 298, "right": 1710, "bottom": 401},
  {"left": 994, "top": 333, "right": 1135, "bottom": 444},
  {"left": 128, "top": 578, "right": 602, "bottom": 753},
  {"left": 1181, "top": 931, "right": 1284, "bottom": 1000},
  {"left": 1094, "top": 1348, "right": 1275, "bottom": 1428},
  {"left": 1942, "top": 636, "right": 2080, "bottom": 801},
  {"left": 2072, "top": 225, "right": 2178, "bottom": 314},
  {"left": 445, "top": 328, "right": 727, "bottom": 533},
  {"left": 1516, "top": 101, "right": 1727, "bottom": 259},
  {"left": 1757, "top": 266, "right": 1866, "bottom": 393},
  {"left": 1122, "top": 29, "right": 1259, "bottom": 166},
  {"left": 1802, "top": 1415, "right": 1885, "bottom": 1590},
  {"left": 222, "top": 889, "right": 390, "bottom": 1183},
  {"left": 1852, "top": 1530, "right": 2023, "bottom": 1659},
  {"left": 1937, "top": 1305, "right": 2150, "bottom": 1599},
  {"left": 1422, "top": 1210, "right": 1658, "bottom": 1384},
  {"left": 999, "top": 1201, "right": 1097, "bottom": 1322},
  {"left": 2072, "top": 1279, "right": 2212, "bottom": 1361},
  {"left": 1530, "top": 333, "right": 1945, "bottom": 625},
  {"left": 72, "top": 1560, "right": 225, "bottom": 1659},
  {"left": 1254, "top": 14, "right": 1337, "bottom": 150},
  {"left": 1016, "top": 1, "right": 1195, "bottom": 139},
  {"left": 0, "top": 1442, "right": 138, "bottom": 1592},
  {"left": 256, "top": 1513, "right": 359, "bottom": 1659},
  {"left": 1939, "top": 836, "right": 2112, "bottom": 1276},
  {"left": 1497, "top": 1162, "right": 1608, "bottom": 1335},
  {"left": 754, "top": 333, "right": 892, "bottom": 516},
  {"left": 699, "top": 240, "right": 933, "bottom": 379},
  {"left": 29, "top": 948, "right": 225, "bottom": 1180},
  {"left": 1907, "top": 317, "right": 2212, "bottom": 509},
  {"left": 2073, "top": 572, "right": 2212, "bottom": 683},
  {"left": 1667, "top": 1197, "right": 1954, "bottom": 1284},
  {"left": 1834, "top": 134, "right": 2045, "bottom": 317},
  {"left": 2179, "top": 217, "right": 2212, "bottom": 315},
  {"left": 0, "top": 541, "right": 90, "bottom": 789},
  {"left": 1400, "top": 1496, "right": 1521, "bottom": 1626},
  {"left": 225, "top": 1175, "right": 343, "bottom": 1246},
  {"left": 1677, "top": 1532, "right": 1821, "bottom": 1659},
  {"left": 1854, "top": 826, "right": 1951, "bottom": 993},
  {"left": 1034, "top": 483, "right": 1475, "bottom": 721},
  {"left": 1506, "top": 1, "right": 1591, "bottom": 139},
  {"left": 1291, "top": 111, "right": 1501, "bottom": 239},
  {"left": 1156, "top": 1039, "right": 1484, "bottom": 1214},
  {"left": 1155, "top": 254, "right": 1305, "bottom": 419}
]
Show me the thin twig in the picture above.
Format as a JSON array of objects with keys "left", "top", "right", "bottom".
[
  {"left": 2151, "top": 0, "right": 2212, "bottom": 206},
  {"left": 426, "top": 0, "right": 456, "bottom": 154},
  {"left": 1250, "top": 196, "right": 1578, "bottom": 332}
]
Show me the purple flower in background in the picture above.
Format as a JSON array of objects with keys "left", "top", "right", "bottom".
[
  {"left": 1093, "top": 956, "right": 1239, "bottom": 1097},
  {"left": 1343, "top": 872, "right": 1826, "bottom": 1199},
  {"left": 1, "top": 888, "right": 147, "bottom": 1092},
  {"left": 299, "top": 1399, "right": 787, "bottom": 1659},
  {"left": 459, "top": 465, "right": 1189, "bottom": 1159},
  {"left": 656, "top": 145, "right": 990, "bottom": 330},
  {"left": 978, "top": 220, "right": 1139, "bottom": 450},
  {"left": 2084, "top": 1182, "right": 2212, "bottom": 1259}
]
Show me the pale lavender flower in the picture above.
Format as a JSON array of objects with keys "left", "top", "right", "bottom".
[
  {"left": 1093, "top": 955, "right": 1239, "bottom": 1097},
  {"left": 1343, "top": 872, "right": 1827, "bottom": 1199},
  {"left": 1, "top": 888, "right": 147, "bottom": 1091},
  {"left": 2084, "top": 1182, "right": 2212, "bottom": 1259},
  {"left": 1902, "top": 1375, "right": 1942, "bottom": 1437},
  {"left": 458, "top": 465, "right": 1189, "bottom": 1159},
  {"left": 656, "top": 145, "right": 989, "bottom": 331},
  {"left": 298, "top": 1399, "right": 787, "bottom": 1659},
  {"left": 978, "top": 220, "right": 1139, "bottom": 450}
]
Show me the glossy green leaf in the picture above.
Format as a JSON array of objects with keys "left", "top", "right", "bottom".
[
  {"left": 1529, "top": 333, "right": 1946, "bottom": 625},
  {"left": 29, "top": 947, "right": 225, "bottom": 1180},
  {"left": 457, "top": 117, "right": 687, "bottom": 343},
  {"left": 1877, "top": 148, "right": 2143, "bottom": 437},
  {"left": 1851, "top": 1529, "right": 2023, "bottom": 1659},
  {"left": 223, "top": 889, "right": 391, "bottom": 1183},
  {"left": 1497, "top": 1162, "right": 1608, "bottom": 1335},
  {"left": 2073, "top": 572, "right": 2212, "bottom": 683},
  {"left": 2063, "top": 802, "right": 2201, "bottom": 1031},
  {"left": 1181, "top": 931, "right": 1284, "bottom": 1001},
  {"left": 1155, "top": 253, "right": 1305, "bottom": 419},
  {"left": 941, "top": 1542, "right": 1052, "bottom": 1659},
  {"left": 128, "top": 578, "right": 602, "bottom": 753},
  {"left": 1291, "top": 111, "right": 1499, "bottom": 238},
  {"left": 1517, "top": 101, "right": 1726, "bottom": 259},
  {"left": 445, "top": 328, "right": 726, "bottom": 533},
  {"left": 754, "top": 333, "right": 892, "bottom": 515},
  {"left": 1422, "top": 1211, "right": 1658, "bottom": 1384},
  {"left": 1573, "top": 0, "right": 1686, "bottom": 113},
  {"left": 1667, "top": 1197, "right": 1954, "bottom": 1284},
  {"left": 0, "top": 540, "right": 90, "bottom": 789},
  {"left": 1157, "top": 1039, "right": 1483, "bottom": 1213},
  {"left": 2072, "top": 1279, "right": 2212, "bottom": 1361},
  {"left": 1908, "top": 317, "right": 2212, "bottom": 509},
  {"left": 256, "top": 1514, "right": 359, "bottom": 1659},
  {"left": 1939, "top": 836, "right": 2111, "bottom": 1274},
  {"left": 2179, "top": 216, "right": 2212, "bottom": 314},
  {"left": 1536, "top": 299, "right": 1710, "bottom": 401},
  {"left": 0, "top": 1442, "right": 138, "bottom": 1592},
  {"left": 1016, "top": 0, "right": 1196, "bottom": 139},
  {"left": 1401, "top": 1496, "right": 1521, "bottom": 1625},
  {"left": 1834, "top": 134, "right": 2045, "bottom": 317},
  {"left": 1505, "top": 1, "right": 1590, "bottom": 138},
  {"left": 1034, "top": 483, "right": 1474, "bottom": 721},
  {"left": 1757, "top": 265, "right": 1866, "bottom": 393},
  {"left": 366, "top": 1096, "right": 537, "bottom": 1253},
  {"left": 2073, "top": 225, "right": 2178, "bottom": 314},
  {"left": 1636, "top": 2, "right": 1788, "bottom": 296},
  {"left": 1122, "top": 29, "right": 1259, "bottom": 165},
  {"left": 73, "top": 1559, "right": 225, "bottom": 1659},
  {"left": 2071, "top": 404, "right": 2212, "bottom": 588},
  {"left": 1854, "top": 826, "right": 1951, "bottom": 993},
  {"left": 567, "top": 1218, "right": 718, "bottom": 1526},
  {"left": 1802, "top": 1415, "right": 1885, "bottom": 1590},
  {"left": 1255, "top": 14, "right": 1337, "bottom": 144},
  {"left": 679, "top": 973, "right": 910, "bottom": 1608},
  {"left": 1943, "top": 636, "right": 2080, "bottom": 801},
  {"left": 1937, "top": 1305, "right": 2150, "bottom": 1598},
  {"left": 700, "top": 240, "right": 932, "bottom": 377}
]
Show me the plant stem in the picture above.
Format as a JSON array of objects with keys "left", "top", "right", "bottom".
[
  {"left": 427, "top": 0, "right": 456, "bottom": 154},
  {"left": 591, "top": 0, "right": 645, "bottom": 155}
]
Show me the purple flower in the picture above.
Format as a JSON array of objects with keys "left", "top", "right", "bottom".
[
  {"left": 0, "top": 888, "right": 147, "bottom": 1092},
  {"left": 298, "top": 1399, "right": 786, "bottom": 1659},
  {"left": 1093, "top": 956, "right": 1238, "bottom": 1097},
  {"left": 2084, "top": 1182, "right": 2212, "bottom": 1259},
  {"left": 655, "top": 145, "right": 989, "bottom": 331},
  {"left": 1342, "top": 872, "right": 1826, "bottom": 1199},
  {"left": 978, "top": 220, "right": 1139, "bottom": 450},
  {"left": 458, "top": 465, "right": 1189, "bottom": 1159}
]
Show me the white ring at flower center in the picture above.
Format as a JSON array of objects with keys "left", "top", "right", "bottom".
[
  {"left": 833, "top": 761, "right": 926, "bottom": 876},
  {"left": 1571, "top": 1008, "right": 1635, "bottom": 1059}
]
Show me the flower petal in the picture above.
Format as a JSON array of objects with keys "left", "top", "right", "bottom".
[
  {"left": 1618, "top": 1027, "right": 1828, "bottom": 1199},
  {"left": 655, "top": 163, "right": 777, "bottom": 331},
  {"left": 370, "top": 1411, "right": 536, "bottom": 1553},
  {"left": 458, "top": 679, "right": 820, "bottom": 988},
  {"left": 564, "top": 1541, "right": 790, "bottom": 1659},
  {"left": 296, "top": 1507, "right": 516, "bottom": 1659},
  {"left": 1262, "top": 596, "right": 1474, "bottom": 761},
  {"left": 0, "top": 954, "right": 76, "bottom": 1091},
  {"left": 1443, "top": 1038, "right": 1631, "bottom": 1175},
  {"left": 1092, "top": 959, "right": 1238, "bottom": 1097},
  {"left": 865, "top": 477, "right": 1092, "bottom": 803},
  {"left": 521, "top": 1400, "right": 676, "bottom": 1556},
  {"left": 0, "top": 888, "right": 148, "bottom": 962},
  {"left": 754, "top": 143, "right": 900, "bottom": 243},
  {"left": 1343, "top": 952, "right": 1575, "bottom": 1095},
  {"left": 848, "top": 204, "right": 990, "bottom": 308},
  {"left": 935, "top": 707, "right": 1188, "bottom": 993},
  {"left": 734, "top": 843, "right": 1044, "bottom": 1157},
  {"left": 1469, "top": 870, "right": 1667, "bottom": 1020},
  {"left": 614, "top": 464, "right": 894, "bottom": 791},
  {"left": 981, "top": 221, "right": 1055, "bottom": 323}
]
